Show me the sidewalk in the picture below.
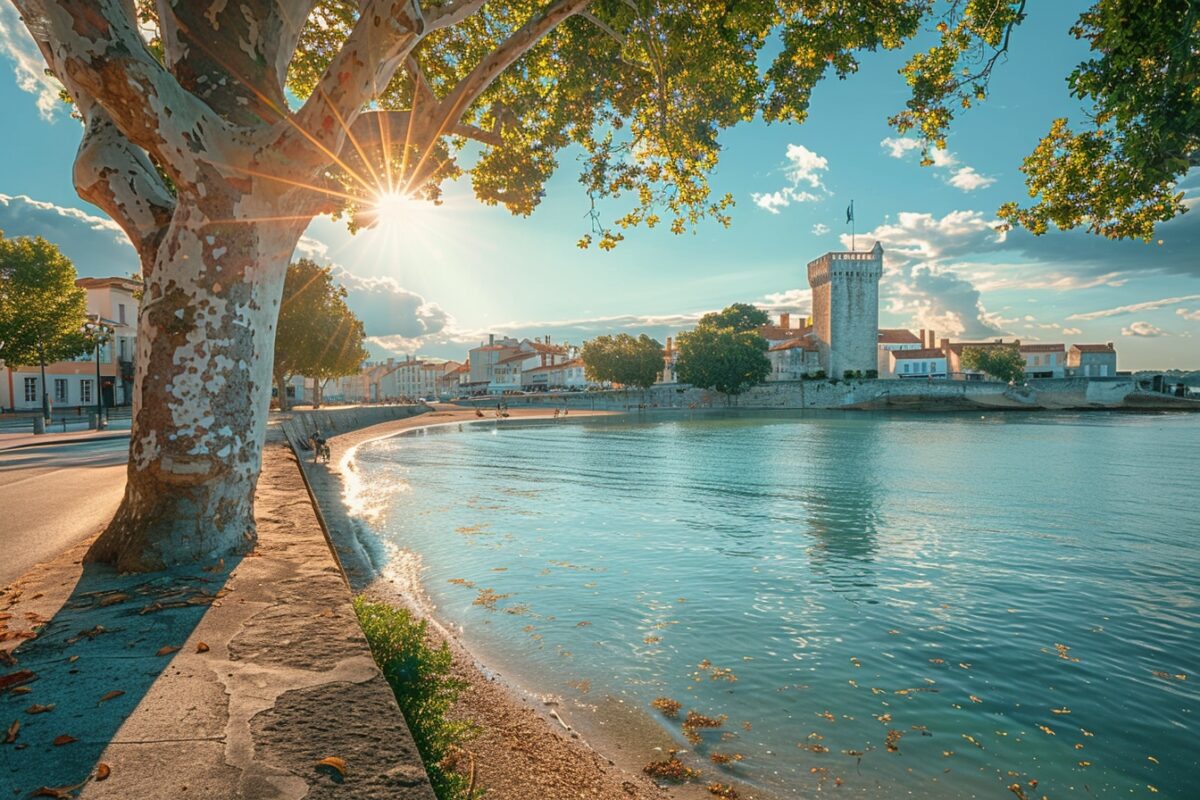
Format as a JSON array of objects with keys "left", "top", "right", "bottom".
[{"left": 1, "top": 427, "right": 433, "bottom": 799}]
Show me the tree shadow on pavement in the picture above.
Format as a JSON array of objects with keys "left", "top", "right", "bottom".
[{"left": 1, "top": 557, "right": 239, "bottom": 797}]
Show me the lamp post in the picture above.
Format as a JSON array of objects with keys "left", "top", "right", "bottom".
[{"left": 84, "top": 317, "right": 112, "bottom": 431}]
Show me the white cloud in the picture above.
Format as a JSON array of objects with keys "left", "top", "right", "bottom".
[
  {"left": 751, "top": 144, "right": 828, "bottom": 214},
  {"left": 0, "top": 5, "right": 66, "bottom": 120},
  {"left": 1122, "top": 321, "right": 1166, "bottom": 337},
  {"left": 1061, "top": 327, "right": 1082, "bottom": 336},
  {"left": 1068, "top": 294, "right": 1200, "bottom": 321},
  {"left": 880, "top": 137, "right": 922, "bottom": 160},
  {"left": 1177, "top": 308, "right": 1200, "bottom": 321},
  {"left": 880, "top": 136, "right": 994, "bottom": 193},
  {"left": 811, "top": 223, "right": 830, "bottom": 236},
  {"left": 948, "top": 166, "right": 996, "bottom": 192},
  {"left": 0, "top": 193, "right": 137, "bottom": 276}
]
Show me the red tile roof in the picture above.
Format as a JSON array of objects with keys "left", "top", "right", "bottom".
[
  {"left": 892, "top": 348, "right": 947, "bottom": 360},
  {"left": 1020, "top": 343, "right": 1065, "bottom": 352},
  {"left": 878, "top": 329, "right": 922, "bottom": 344},
  {"left": 946, "top": 341, "right": 1019, "bottom": 353},
  {"left": 498, "top": 352, "right": 537, "bottom": 364},
  {"left": 769, "top": 337, "right": 819, "bottom": 352},
  {"left": 757, "top": 324, "right": 808, "bottom": 341},
  {"left": 1071, "top": 343, "right": 1116, "bottom": 353}
]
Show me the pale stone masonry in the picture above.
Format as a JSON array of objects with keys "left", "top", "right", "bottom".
[{"left": 807, "top": 241, "right": 883, "bottom": 377}]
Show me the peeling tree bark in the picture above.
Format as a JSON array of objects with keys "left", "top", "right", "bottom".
[{"left": 88, "top": 182, "right": 307, "bottom": 571}]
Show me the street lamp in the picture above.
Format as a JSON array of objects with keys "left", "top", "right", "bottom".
[{"left": 83, "top": 317, "right": 113, "bottom": 431}]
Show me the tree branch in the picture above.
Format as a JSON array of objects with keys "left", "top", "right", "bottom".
[
  {"left": 155, "top": 0, "right": 318, "bottom": 126},
  {"left": 74, "top": 100, "right": 176, "bottom": 269},
  {"left": 287, "top": 0, "right": 428, "bottom": 165},
  {"left": 425, "top": 0, "right": 490, "bottom": 33},
  {"left": 14, "top": 0, "right": 239, "bottom": 182}
]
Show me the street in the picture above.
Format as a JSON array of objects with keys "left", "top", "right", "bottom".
[{"left": 0, "top": 437, "right": 128, "bottom": 586}]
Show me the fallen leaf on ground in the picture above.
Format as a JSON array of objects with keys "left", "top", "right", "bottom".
[
  {"left": 196, "top": 642, "right": 210, "bottom": 653},
  {"left": 31, "top": 787, "right": 77, "bottom": 798},
  {"left": 1148, "top": 755, "right": 1159, "bottom": 764},
  {"left": 155, "top": 645, "right": 180, "bottom": 657},
  {"left": 52, "top": 734, "right": 76, "bottom": 746},
  {"left": 25, "top": 704, "right": 54, "bottom": 714},
  {"left": 1037, "top": 724, "right": 1055, "bottom": 736},
  {"left": 5, "top": 719, "right": 18, "bottom": 743},
  {"left": 0, "top": 669, "right": 35, "bottom": 690},
  {"left": 202, "top": 558, "right": 225, "bottom": 573},
  {"left": 315, "top": 756, "right": 346, "bottom": 777},
  {"left": 96, "top": 763, "right": 111, "bottom": 781},
  {"left": 1052, "top": 707, "right": 1071, "bottom": 715},
  {"left": 99, "top": 690, "right": 124, "bottom": 703},
  {"left": 98, "top": 593, "right": 131, "bottom": 607},
  {"left": 969, "top": 695, "right": 983, "bottom": 704}
]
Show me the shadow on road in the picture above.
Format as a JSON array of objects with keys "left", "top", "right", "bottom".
[{"left": 1, "top": 557, "right": 239, "bottom": 796}]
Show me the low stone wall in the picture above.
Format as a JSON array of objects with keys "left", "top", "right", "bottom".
[
  {"left": 458, "top": 377, "right": 1198, "bottom": 412},
  {"left": 277, "top": 404, "right": 429, "bottom": 450}
]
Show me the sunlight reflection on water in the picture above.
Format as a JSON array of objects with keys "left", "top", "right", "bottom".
[{"left": 353, "top": 411, "right": 1200, "bottom": 799}]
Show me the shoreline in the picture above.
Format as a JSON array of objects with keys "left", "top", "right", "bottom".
[{"left": 313, "top": 408, "right": 774, "bottom": 800}]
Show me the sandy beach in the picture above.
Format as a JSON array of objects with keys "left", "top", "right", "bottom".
[{"left": 309, "top": 407, "right": 769, "bottom": 800}]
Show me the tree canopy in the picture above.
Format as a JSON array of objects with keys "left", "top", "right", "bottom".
[
  {"left": 698, "top": 303, "right": 771, "bottom": 333},
  {"left": 676, "top": 323, "right": 770, "bottom": 397},
  {"left": 0, "top": 231, "right": 88, "bottom": 368},
  {"left": 580, "top": 333, "right": 664, "bottom": 389},
  {"left": 960, "top": 346, "right": 1025, "bottom": 384},
  {"left": 273, "top": 259, "right": 370, "bottom": 410}
]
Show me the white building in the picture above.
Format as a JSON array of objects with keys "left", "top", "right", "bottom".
[
  {"left": 767, "top": 337, "right": 821, "bottom": 380},
  {"left": 877, "top": 328, "right": 924, "bottom": 377},
  {"left": 1067, "top": 343, "right": 1117, "bottom": 377},
  {"left": 1020, "top": 343, "right": 1066, "bottom": 379},
  {"left": 807, "top": 242, "right": 883, "bottom": 378},
  {"left": 889, "top": 348, "right": 949, "bottom": 379},
  {"left": 2, "top": 276, "right": 139, "bottom": 412}
]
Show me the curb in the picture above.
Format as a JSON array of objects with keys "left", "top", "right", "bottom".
[{"left": 0, "top": 431, "right": 130, "bottom": 450}]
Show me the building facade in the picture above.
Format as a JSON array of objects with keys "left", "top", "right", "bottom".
[
  {"left": 2, "top": 276, "right": 139, "bottom": 412},
  {"left": 807, "top": 241, "right": 883, "bottom": 378},
  {"left": 1020, "top": 343, "right": 1066, "bottom": 379},
  {"left": 1067, "top": 343, "right": 1117, "bottom": 377}
]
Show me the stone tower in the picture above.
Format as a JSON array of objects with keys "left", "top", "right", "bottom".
[{"left": 807, "top": 241, "right": 883, "bottom": 378}]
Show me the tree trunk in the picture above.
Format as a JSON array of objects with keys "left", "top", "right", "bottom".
[
  {"left": 86, "top": 193, "right": 304, "bottom": 571},
  {"left": 275, "top": 369, "right": 291, "bottom": 413},
  {"left": 314, "top": 378, "right": 324, "bottom": 409}
]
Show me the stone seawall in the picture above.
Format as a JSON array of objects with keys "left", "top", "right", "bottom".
[
  {"left": 278, "top": 404, "right": 429, "bottom": 448},
  {"left": 460, "top": 378, "right": 1199, "bottom": 412}
]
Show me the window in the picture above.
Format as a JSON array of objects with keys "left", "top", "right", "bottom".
[
  {"left": 80, "top": 380, "right": 93, "bottom": 403},
  {"left": 119, "top": 337, "right": 128, "bottom": 360},
  {"left": 903, "top": 363, "right": 910, "bottom": 373},
  {"left": 118, "top": 303, "right": 127, "bottom": 324},
  {"left": 54, "top": 379, "right": 68, "bottom": 403},
  {"left": 23, "top": 377, "right": 37, "bottom": 403}
]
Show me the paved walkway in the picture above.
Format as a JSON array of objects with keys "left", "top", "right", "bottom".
[
  {"left": 0, "top": 427, "right": 130, "bottom": 452},
  {"left": 1, "top": 427, "right": 433, "bottom": 800}
]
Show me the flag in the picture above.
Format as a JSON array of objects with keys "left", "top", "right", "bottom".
[{"left": 846, "top": 202, "right": 854, "bottom": 224}]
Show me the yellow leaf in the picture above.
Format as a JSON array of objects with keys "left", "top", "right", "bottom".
[
  {"left": 52, "top": 734, "right": 76, "bottom": 746},
  {"left": 1148, "top": 756, "right": 1159, "bottom": 764},
  {"left": 1052, "top": 707, "right": 1071, "bottom": 715},
  {"left": 155, "top": 645, "right": 179, "bottom": 657},
  {"left": 25, "top": 704, "right": 54, "bottom": 714},
  {"left": 4, "top": 719, "right": 18, "bottom": 744},
  {"left": 96, "top": 763, "right": 111, "bottom": 781},
  {"left": 99, "top": 690, "right": 124, "bottom": 703},
  {"left": 196, "top": 642, "right": 210, "bottom": 653}
]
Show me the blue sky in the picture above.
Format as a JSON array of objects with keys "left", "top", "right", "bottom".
[{"left": 0, "top": 3, "right": 1196, "bottom": 369}]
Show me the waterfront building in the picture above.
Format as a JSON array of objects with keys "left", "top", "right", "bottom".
[
  {"left": 1020, "top": 343, "right": 1066, "bottom": 379},
  {"left": 889, "top": 348, "right": 949, "bottom": 379},
  {"left": 2, "top": 276, "right": 139, "bottom": 412},
  {"left": 767, "top": 337, "right": 821, "bottom": 380},
  {"left": 658, "top": 336, "right": 679, "bottom": 384},
  {"left": 807, "top": 241, "right": 883, "bottom": 377},
  {"left": 877, "top": 328, "right": 924, "bottom": 377},
  {"left": 1067, "top": 343, "right": 1117, "bottom": 377}
]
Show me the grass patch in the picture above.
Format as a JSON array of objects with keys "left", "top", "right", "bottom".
[{"left": 354, "top": 596, "right": 480, "bottom": 799}]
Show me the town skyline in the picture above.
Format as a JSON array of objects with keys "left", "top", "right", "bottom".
[{"left": 1, "top": 2, "right": 1197, "bottom": 370}]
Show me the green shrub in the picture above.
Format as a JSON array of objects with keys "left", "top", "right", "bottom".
[{"left": 354, "top": 596, "right": 480, "bottom": 800}]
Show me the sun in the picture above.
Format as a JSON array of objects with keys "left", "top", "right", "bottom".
[{"left": 370, "top": 190, "right": 415, "bottom": 228}]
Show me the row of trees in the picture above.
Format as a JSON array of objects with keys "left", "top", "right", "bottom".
[
  {"left": 580, "top": 303, "right": 773, "bottom": 397},
  {"left": 1, "top": 231, "right": 367, "bottom": 416}
]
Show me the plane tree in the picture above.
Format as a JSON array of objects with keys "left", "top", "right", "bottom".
[
  {"left": 273, "top": 259, "right": 369, "bottom": 412},
  {"left": 10, "top": 0, "right": 1192, "bottom": 569},
  {"left": 581, "top": 333, "right": 664, "bottom": 389}
]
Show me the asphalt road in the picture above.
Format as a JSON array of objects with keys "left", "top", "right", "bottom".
[{"left": 0, "top": 437, "right": 129, "bottom": 586}]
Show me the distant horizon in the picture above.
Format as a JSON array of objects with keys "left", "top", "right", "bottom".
[{"left": 1, "top": 2, "right": 1197, "bottom": 371}]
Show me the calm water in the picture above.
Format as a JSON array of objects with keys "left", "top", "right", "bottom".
[{"left": 352, "top": 412, "right": 1199, "bottom": 798}]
